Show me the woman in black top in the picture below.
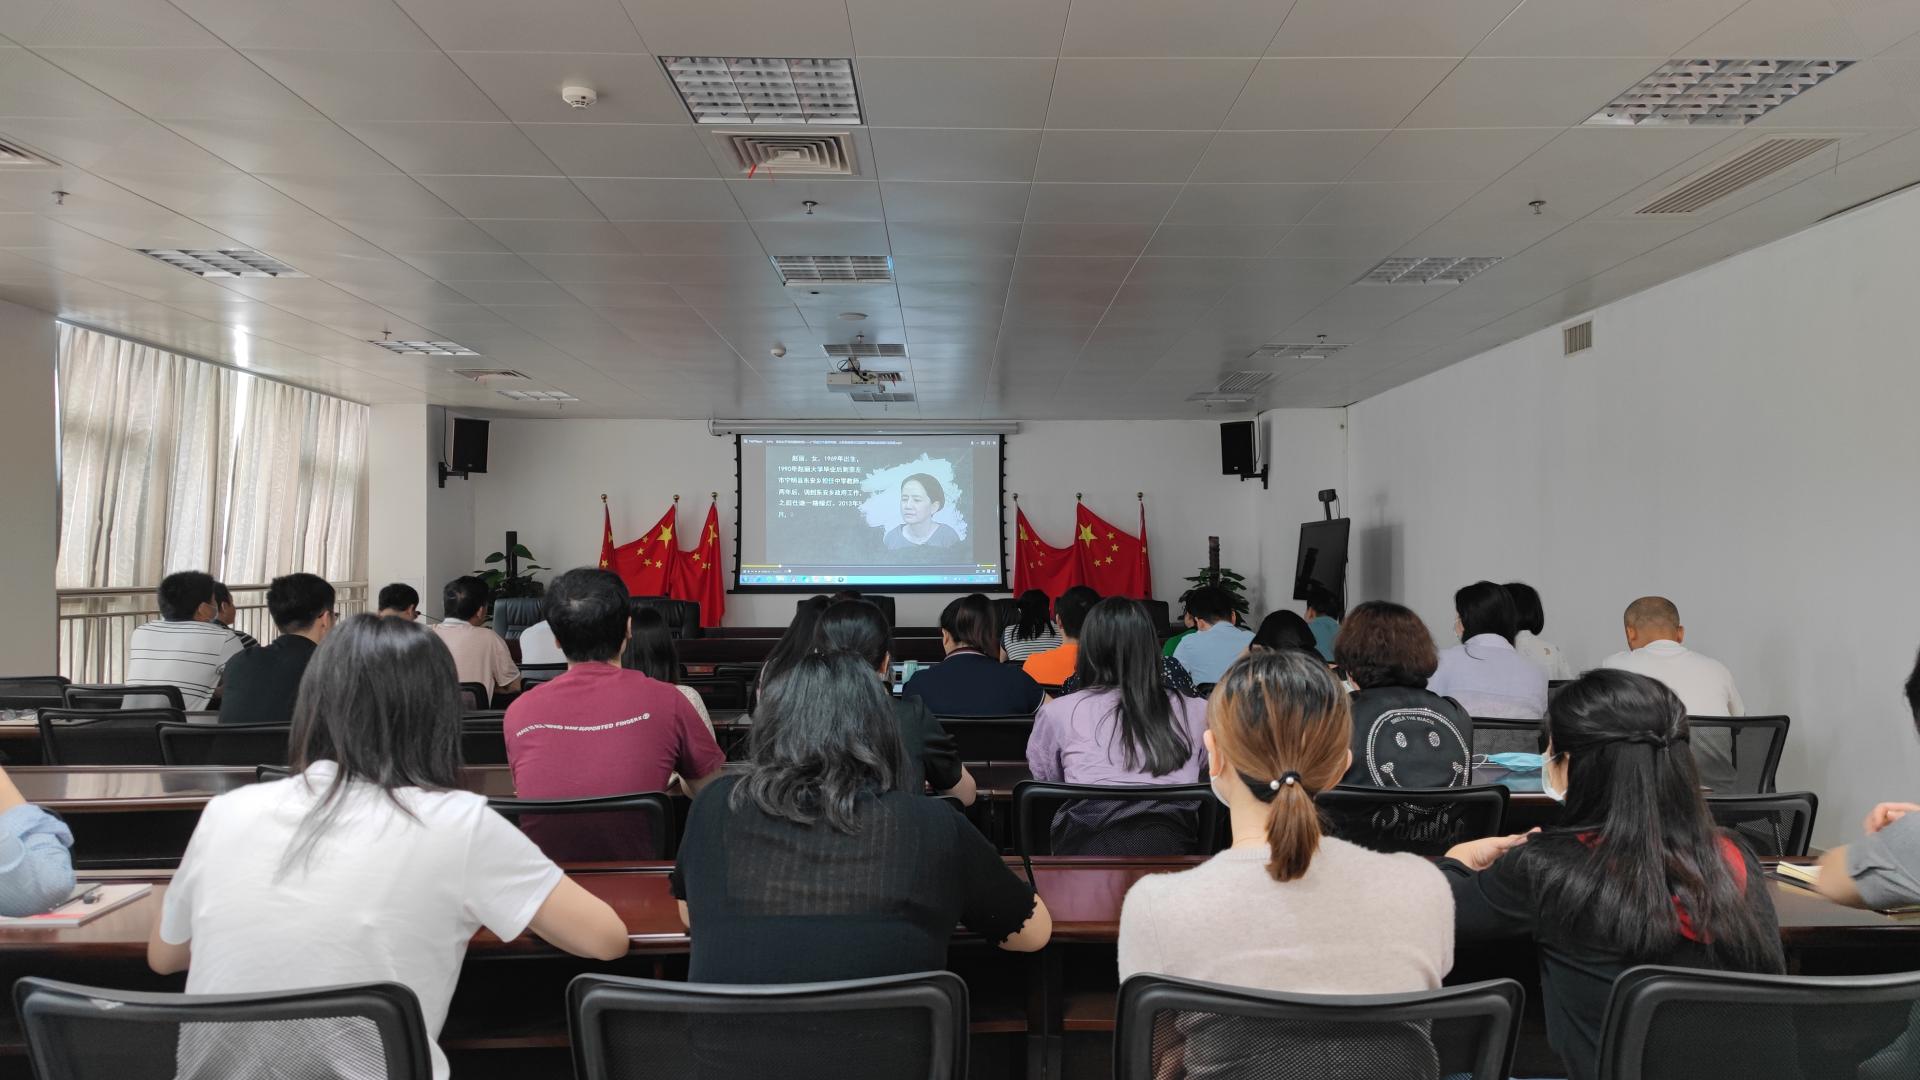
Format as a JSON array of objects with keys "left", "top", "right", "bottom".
[
  {"left": 1248, "top": 609, "right": 1319, "bottom": 657},
  {"left": 1440, "top": 669, "right": 1784, "bottom": 1080},
  {"left": 814, "top": 598, "right": 976, "bottom": 804},
  {"left": 1334, "top": 601, "right": 1473, "bottom": 788},
  {"left": 672, "top": 651, "right": 1050, "bottom": 983}
]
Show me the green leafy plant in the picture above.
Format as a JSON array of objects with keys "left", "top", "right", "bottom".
[
  {"left": 476, "top": 543, "right": 548, "bottom": 598},
  {"left": 1183, "top": 565, "right": 1250, "bottom": 616}
]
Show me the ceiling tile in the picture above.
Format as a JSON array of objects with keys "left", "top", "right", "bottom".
[
  {"left": 1475, "top": 0, "right": 1744, "bottom": 58},
  {"left": 1143, "top": 224, "right": 1286, "bottom": 256},
  {"left": 341, "top": 122, "right": 560, "bottom": 176},
  {"left": 1023, "top": 183, "right": 1180, "bottom": 223},
  {"left": 164, "top": 118, "right": 397, "bottom": 174},
  {"left": 414, "top": 175, "right": 602, "bottom": 219},
  {"left": 395, "top": 252, "right": 549, "bottom": 281},
  {"left": 749, "top": 221, "right": 890, "bottom": 255},
  {"left": 0, "top": 46, "right": 137, "bottom": 117},
  {"left": 1032, "top": 130, "right": 1214, "bottom": 183},
  {"left": 559, "top": 281, "right": 688, "bottom": 306},
  {"left": 887, "top": 222, "right": 1023, "bottom": 257},
  {"left": 881, "top": 181, "right": 1030, "bottom": 223},
  {"left": 1061, "top": 0, "right": 1288, "bottom": 57},
  {"left": 1679, "top": 0, "right": 1868, "bottom": 57},
  {"left": 0, "top": 115, "right": 149, "bottom": 170},
  {"left": 728, "top": 179, "right": 878, "bottom": 221},
  {"left": 1189, "top": 131, "right": 1387, "bottom": 182},
  {"left": 615, "top": 221, "right": 765, "bottom": 255},
  {"left": 889, "top": 255, "right": 1014, "bottom": 286},
  {"left": 1748, "top": 58, "right": 1918, "bottom": 130},
  {"left": 4, "top": 0, "right": 222, "bottom": 46},
  {"left": 847, "top": 0, "right": 1070, "bottom": 57},
  {"left": 1347, "top": 128, "right": 1559, "bottom": 183},
  {"left": 618, "top": 0, "right": 854, "bottom": 56},
  {"left": 1503, "top": 127, "right": 1738, "bottom": 188},
  {"left": 856, "top": 59, "right": 1057, "bottom": 128},
  {"left": 571, "top": 178, "right": 742, "bottom": 223},
  {"left": 256, "top": 172, "right": 459, "bottom": 218},
  {"left": 170, "top": 0, "right": 441, "bottom": 49},
  {"left": 336, "top": 216, "right": 507, "bottom": 253},
  {"left": 1301, "top": 181, "right": 1479, "bottom": 226},
  {"left": 103, "top": 172, "right": 311, "bottom": 217},
  {"left": 35, "top": 47, "right": 322, "bottom": 123},
  {"left": 1270, "top": 0, "right": 1520, "bottom": 58},
  {"left": 1045, "top": 58, "right": 1256, "bottom": 129},
  {"left": 1400, "top": 58, "right": 1666, "bottom": 129},
  {"left": 395, "top": 0, "right": 648, "bottom": 52},
  {"left": 1395, "top": 213, "right": 1568, "bottom": 258},
  {"left": 242, "top": 49, "right": 507, "bottom": 123},
  {"left": 522, "top": 252, "right": 659, "bottom": 281},
  {"left": 1224, "top": 58, "right": 1455, "bottom": 129},
  {"left": 1269, "top": 223, "right": 1425, "bottom": 261},
  {"left": 1165, "top": 183, "right": 1332, "bottom": 224},
  {"left": 447, "top": 280, "right": 582, "bottom": 305},
  {"left": 518, "top": 123, "right": 717, "bottom": 178},
  {"left": 869, "top": 128, "right": 1042, "bottom": 182},
  {"left": 448, "top": 51, "right": 690, "bottom": 125},
  {"left": 1017, "top": 223, "right": 1155, "bottom": 257},
  {"left": 476, "top": 219, "right": 638, "bottom": 253}
]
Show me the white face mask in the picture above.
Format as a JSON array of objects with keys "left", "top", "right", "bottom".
[
  {"left": 1209, "top": 770, "right": 1232, "bottom": 808},
  {"left": 1541, "top": 758, "right": 1567, "bottom": 803}
]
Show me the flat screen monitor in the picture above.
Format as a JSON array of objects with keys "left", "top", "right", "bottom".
[{"left": 1293, "top": 518, "right": 1351, "bottom": 606}]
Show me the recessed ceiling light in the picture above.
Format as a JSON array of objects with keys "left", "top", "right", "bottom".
[
  {"left": 773, "top": 255, "right": 893, "bottom": 285},
  {"left": 660, "top": 57, "right": 862, "bottom": 125},
  {"left": 837, "top": 311, "right": 868, "bottom": 321},
  {"left": 1586, "top": 59, "right": 1854, "bottom": 127},
  {"left": 1359, "top": 257, "right": 1501, "bottom": 285},
  {"left": 369, "top": 339, "right": 479, "bottom": 357},
  {"left": 139, "top": 248, "right": 306, "bottom": 278},
  {"left": 496, "top": 389, "right": 577, "bottom": 402}
]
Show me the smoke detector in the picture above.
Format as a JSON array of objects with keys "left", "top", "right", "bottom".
[{"left": 561, "top": 85, "right": 597, "bottom": 109}]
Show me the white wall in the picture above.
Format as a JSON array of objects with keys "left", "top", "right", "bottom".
[
  {"left": 366, "top": 404, "right": 474, "bottom": 614},
  {"left": 467, "top": 416, "right": 1347, "bottom": 626},
  {"left": 1346, "top": 185, "right": 1920, "bottom": 845},
  {"left": 1257, "top": 409, "right": 1352, "bottom": 620},
  {"left": 0, "top": 301, "right": 57, "bottom": 673}
]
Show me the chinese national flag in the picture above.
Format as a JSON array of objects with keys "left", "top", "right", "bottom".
[
  {"left": 612, "top": 506, "right": 678, "bottom": 597},
  {"left": 1136, "top": 500, "right": 1154, "bottom": 600},
  {"left": 1013, "top": 508, "right": 1082, "bottom": 600},
  {"left": 598, "top": 503, "right": 617, "bottom": 571},
  {"left": 1076, "top": 502, "right": 1150, "bottom": 599},
  {"left": 669, "top": 501, "right": 725, "bottom": 627}
]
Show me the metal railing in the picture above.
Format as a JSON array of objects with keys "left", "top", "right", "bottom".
[{"left": 56, "top": 582, "right": 369, "bottom": 685}]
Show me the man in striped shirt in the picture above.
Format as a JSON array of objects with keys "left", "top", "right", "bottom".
[{"left": 125, "top": 571, "right": 247, "bottom": 711}]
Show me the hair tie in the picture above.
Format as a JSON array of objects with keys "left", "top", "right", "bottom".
[
  {"left": 1280, "top": 771, "right": 1302, "bottom": 787},
  {"left": 1619, "top": 731, "right": 1672, "bottom": 749},
  {"left": 1240, "top": 770, "right": 1304, "bottom": 803}
]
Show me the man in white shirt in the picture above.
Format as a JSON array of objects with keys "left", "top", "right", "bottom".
[
  {"left": 1600, "top": 596, "right": 1744, "bottom": 790},
  {"left": 125, "top": 571, "right": 246, "bottom": 710},
  {"left": 432, "top": 576, "right": 520, "bottom": 703}
]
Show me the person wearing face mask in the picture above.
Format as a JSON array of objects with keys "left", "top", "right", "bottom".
[
  {"left": 1118, "top": 651, "right": 1455, "bottom": 1052},
  {"left": 1440, "top": 669, "right": 1783, "bottom": 1080}
]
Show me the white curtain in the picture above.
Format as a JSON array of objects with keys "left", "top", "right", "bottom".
[{"left": 56, "top": 324, "right": 367, "bottom": 587}]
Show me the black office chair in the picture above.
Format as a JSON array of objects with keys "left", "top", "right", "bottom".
[
  {"left": 568, "top": 971, "right": 967, "bottom": 1080},
  {"left": 633, "top": 597, "right": 704, "bottom": 640},
  {"left": 461, "top": 714, "right": 506, "bottom": 765},
  {"left": 1468, "top": 716, "right": 1543, "bottom": 756},
  {"left": 458, "top": 682, "right": 490, "bottom": 710},
  {"left": 935, "top": 715, "right": 1034, "bottom": 760},
  {"left": 255, "top": 764, "right": 291, "bottom": 782},
  {"left": 1138, "top": 598, "right": 1172, "bottom": 635},
  {"left": 0, "top": 674, "right": 68, "bottom": 710},
  {"left": 35, "top": 708, "right": 178, "bottom": 765},
  {"left": 1115, "top": 973, "right": 1525, "bottom": 1080},
  {"left": 1706, "top": 791, "right": 1818, "bottom": 858},
  {"left": 63, "top": 683, "right": 186, "bottom": 711},
  {"left": 682, "top": 673, "right": 751, "bottom": 712},
  {"left": 1316, "top": 784, "right": 1511, "bottom": 857},
  {"left": 519, "top": 663, "right": 567, "bottom": 686},
  {"left": 15, "top": 977, "right": 433, "bottom": 1080},
  {"left": 1013, "top": 780, "right": 1225, "bottom": 872},
  {"left": 1686, "top": 715, "right": 1790, "bottom": 794},
  {"left": 156, "top": 722, "right": 291, "bottom": 767},
  {"left": 489, "top": 791, "right": 676, "bottom": 861},
  {"left": 1597, "top": 965, "right": 1920, "bottom": 1080},
  {"left": 491, "top": 596, "right": 542, "bottom": 640}
]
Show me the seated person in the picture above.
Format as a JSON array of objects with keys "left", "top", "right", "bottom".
[
  {"left": 211, "top": 582, "right": 260, "bottom": 650},
  {"left": 1426, "top": 580, "right": 1547, "bottom": 720},
  {"left": 758, "top": 595, "right": 830, "bottom": 691},
  {"left": 377, "top": 582, "right": 428, "bottom": 622},
  {"left": 149, "top": 615, "right": 629, "bottom": 1080},
  {"left": 506, "top": 569, "right": 724, "bottom": 858},
  {"left": 1506, "top": 581, "right": 1574, "bottom": 680},
  {"left": 1248, "top": 609, "right": 1320, "bottom": 658},
  {"left": 1334, "top": 601, "right": 1473, "bottom": 788},
  {"left": 1119, "top": 651, "right": 1452, "bottom": 1058},
  {"left": 1170, "top": 584, "right": 1254, "bottom": 685},
  {"left": 431, "top": 575, "right": 520, "bottom": 704},
  {"left": 125, "top": 570, "right": 247, "bottom": 711},
  {"left": 1600, "top": 596, "right": 1743, "bottom": 792},
  {"left": 1441, "top": 669, "right": 1784, "bottom": 1080},
  {"left": 1302, "top": 584, "right": 1343, "bottom": 662},
  {"left": 905, "top": 594, "right": 1043, "bottom": 716},
  {"left": 1001, "top": 589, "right": 1064, "bottom": 662},
  {"left": 515, "top": 608, "right": 566, "bottom": 667},
  {"left": 672, "top": 651, "right": 1050, "bottom": 983},
  {"left": 1023, "top": 585, "right": 1098, "bottom": 686},
  {"left": 1817, "top": 649, "right": 1920, "bottom": 909},
  {"left": 0, "top": 763, "right": 75, "bottom": 916},
  {"left": 218, "top": 574, "right": 336, "bottom": 726},
  {"left": 622, "top": 606, "right": 713, "bottom": 733},
  {"left": 815, "top": 598, "right": 975, "bottom": 805}
]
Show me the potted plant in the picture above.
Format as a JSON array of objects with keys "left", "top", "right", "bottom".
[
  {"left": 1183, "top": 564, "right": 1251, "bottom": 617},
  {"left": 476, "top": 542, "right": 548, "bottom": 598}
]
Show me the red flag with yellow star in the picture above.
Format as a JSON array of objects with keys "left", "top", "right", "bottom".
[
  {"left": 669, "top": 500, "right": 725, "bottom": 627},
  {"left": 1137, "top": 497, "right": 1154, "bottom": 600},
  {"left": 1076, "top": 502, "right": 1149, "bottom": 599},
  {"left": 1013, "top": 507, "right": 1082, "bottom": 600},
  {"left": 612, "top": 505, "right": 678, "bottom": 597},
  {"left": 598, "top": 500, "right": 617, "bottom": 572}
]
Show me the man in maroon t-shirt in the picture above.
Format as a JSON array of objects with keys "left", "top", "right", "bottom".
[{"left": 504, "top": 568, "right": 724, "bottom": 859}]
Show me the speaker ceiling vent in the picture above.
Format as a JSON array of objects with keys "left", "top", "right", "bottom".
[
  {"left": 1634, "top": 136, "right": 1840, "bottom": 215},
  {"left": 824, "top": 342, "right": 906, "bottom": 358},
  {"left": 724, "top": 131, "right": 858, "bottom": 176}
]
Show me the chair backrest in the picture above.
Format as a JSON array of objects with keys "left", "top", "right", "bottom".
[
  {"left": 1468, "top": 716, "right": 1544, "bottom": 757},
  {"left": 1315, "top": 784, "right": 1510, "bottom": 857},
  {"left": 488, "top": 791, "right": 676, "bottom": 861},
  {"left": 36, "top": 708, "right": 180, "bottom": 765},
  {"left": 458, "top": 682, "right": 490, "bottom": 710},
  {"left": 1012, "top": 780, "right": 1225, "bottom": 871},
  {"left": 156, "top": 722, "right": 292, "bottom": 767},
  {"left": 491, "top": 596, "right": 542, "bottom": 640},
  {"left": 934, "top": 714, "right": 1034, "bottom": 761},
  {"left": 1706, "top": 792, "right": 1818, "bottom": 857},
  {"left": 682, "top": 673, "right": 750, "bottom": 711},
  {"left": 1685, "top": 715, "right": 1789, "bottom": 794},
  {"left": 63, "top": 684, "right": 186, "bottom": 711},
  {"left": 632, "top": 596, "right": 704, "bottom": 640},
  {"left": 461, "top": 714, "right": 506, "bottom": 765},
  {"left": 519, "top": 663, "right": 567, "bottom": 686},
  {"left": 990, "top": 597, "right": 1021, "bottom": 635},
  {"left": 568, "top": 970, "right": 967, "bottom": 1080},
  {"left": 1138, "top": 598, "right": 1172, "bottom": 636},
  {"left": 1115, "top": 973, "right": 1524, "bottom": 1080},
  {"left": 0, "top": 674, "right": 69, "bottom": 711},
  {"left": 15, "top": 976, "right": 433, "bottom": 1080},
  {"left": 256, "top": 764, "right": 291, "bottom": 782},
  {"left": 1597, "top": 964, "right": 1920, "bottom": 1080}
]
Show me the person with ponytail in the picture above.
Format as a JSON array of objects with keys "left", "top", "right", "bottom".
[
  {"left": 1118, "top": 650, "right": 1453, "bottom": 1000},
  {"left": 1441, "top": 668, "right": 1783, "bottom": 1080}
]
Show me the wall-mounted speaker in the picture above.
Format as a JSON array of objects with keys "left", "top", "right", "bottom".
[{"left": 450, "top": 418, "right": 490, "bottom": 474}]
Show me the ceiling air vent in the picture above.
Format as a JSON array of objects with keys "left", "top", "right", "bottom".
[
  {"left": 1187, "top": 370, "right": 1275, "bottom": 403},
  {"left": 450, "top": 369, "right": 529, "bottom": 382},
  {"left": 773, "top": 255, "right": 893, "bottom": 285},
  {"left": 139, "top": 248, "right": 306, "bottom": 278},
  {"left": 661, "top": 57, "right": 862, "bottom": 125},
  {"left": 1634, "top": 136, "right": 1839, "bottom": 215},
  {"left": 824, "top": 342, "right": 906, "bottom": 358},
  {"left": 497, "top": 389, "right": 577, "bottom": 402},
  {"left": 724, "top": 131, "right": 858, "bottom": 176},
  {"left": 1361, "top": 256, "right": 1501, "bottom": 285},
  {"left": 369, "top": 339, "right": 478, "bottom": 357},
  {"left": 1587, "top": 60, "right": 1854, "bottom": 127},
  {"left": 0, "top": 138, "right": 50, "bottom": 166},
  {"left": 850, "top": 390, "right": 914, "bottom": 403},
  {"left": 1252, "top": 342, "right": 1350, "bottom": 361},
  {"left": 1563, "top": 320, "right": 1593, "bottom": 355}
]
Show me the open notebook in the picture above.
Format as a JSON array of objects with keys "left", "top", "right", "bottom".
[{"left": 0, "top": 882, "right": 151, "bottom": 928}]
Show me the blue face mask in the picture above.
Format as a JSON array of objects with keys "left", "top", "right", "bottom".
[{"left": 1483, "top": 752, "right": 1545, "bottom": 772}]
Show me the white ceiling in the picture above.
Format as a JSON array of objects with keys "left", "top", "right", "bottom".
[{"left": 1, "top": 0, "right": 1919, "bottom": 419}]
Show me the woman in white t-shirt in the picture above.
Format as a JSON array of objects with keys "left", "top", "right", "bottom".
[{"left": 148, "top": 614, "right": 629, "bottom": 1080}]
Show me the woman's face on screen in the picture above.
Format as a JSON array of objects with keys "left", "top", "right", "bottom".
[{"left": 900, "top": 479, "right": 936, "bottom": 524}]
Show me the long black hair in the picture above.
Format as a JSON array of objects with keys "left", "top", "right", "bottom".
[
  {"left": 1455, "top": 580, "right": 1520, "bottom": 643},
  {"left": 282, "top": 614, "right": 463, "bottom": 873},
  {"left": 732, "top": 651, "right": 906, "bottom": 832},
  {"left": 1012, "top": 589, "right": 1054, "bottom": 642},
  {"left": 762, "top": 595, "right": 831, "bottom": 688},
  {"left": 1074, "top": 597, "right": 1188, "bottom": 776},
  {"left": 622, "top": 606, "right": 682, "bottom": 683},
  {"left": 1523, "top": 669, "right": 1783, "bottom": 973},
  {"left": 1250, "top": 610, "right": 1317, "bottom": 655},
  {"left": 1503, "top": 582, "right": 1546, "bottom": 637},
  {"left": 815, "top": 599, "right": 891, "bottom": 671}
]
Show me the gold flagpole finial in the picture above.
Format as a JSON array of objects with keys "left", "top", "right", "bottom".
[
  {"left": 600, "top": 493, "right": 607, "bottom": 503},
  {"left": 1076, "top": 492, "right": 1083, "bottom": 501},
  {"left": 673, "top": 493, "right": 680, "bottom": 503},
  {"left": 1137, "top": 491, "right": 1144, "bottom": 501},
  {"left": 710, "top": 491, "right": 718, "bottom": 501}
]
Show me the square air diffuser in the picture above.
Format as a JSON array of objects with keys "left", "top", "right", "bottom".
[{"left": 661, "top": 57, "right": 862, "bottom": 125}]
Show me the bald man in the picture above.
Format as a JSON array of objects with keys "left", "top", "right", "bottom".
[{"left": 1600, "top": 596, "right": 1744, "bottom": 791}]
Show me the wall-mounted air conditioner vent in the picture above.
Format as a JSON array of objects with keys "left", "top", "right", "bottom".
[
  {"left": 450, "top": 369, "right": 529, "bottom": 382},
  {"left": 1563, "top": 320, "right": 1593, "bottom": 355},
  {"left": 824, "top": 342, "right": 906, "bottom": 358},
  {"left": 724, "top": 131, "right": 858, "bottom": 176},
  {"left": 1635, "top": 136, "right": 1839, "bottom": 214}
]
